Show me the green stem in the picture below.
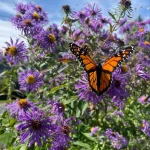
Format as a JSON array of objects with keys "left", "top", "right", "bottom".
[
  {"left": 7, "top": 68, "right": 13, "bottom": 100},
  {"left": 100, "top": 8, "right": 126, "bottom": 49}
]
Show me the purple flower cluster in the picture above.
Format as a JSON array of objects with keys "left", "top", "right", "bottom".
[
  {"left": 119, "top": 19, "right": 150, "bottom": 48},
  {"left": 72, "top": 3, "right": 110, "bottom": 33},
  {"left": 3, "top": 38, "right": 27, "bottom": 66},
  {"left": 6, "top": 98, "right": 73, "bottom": 149},
  {"left": 11, "top": 3, "right": 48, "bottom": 36},
  {"left": 105, "top": 128, "right": 128, "bottom": 149}
]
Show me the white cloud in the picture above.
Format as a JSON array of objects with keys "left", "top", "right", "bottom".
[
  {"left": 0, "top": 20, "right": 26, "bottom": 48},
  {"left": 0, "top": 2, "right": 16, "bottom": 15}
]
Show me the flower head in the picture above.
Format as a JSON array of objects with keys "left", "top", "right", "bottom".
[
  {"left": 34, "top": 24, "right": 62, "bottom": 52},
  {"left": 6, "top": 98, "right": 36, "bottom": 117},
  {"left": 108, "top": 68, "right": 129, "bottom": 97},
  {"left": 51, "top": 117, "right": 74, "bottom": 149},
  {"left": 135, "top": 64, "right": 150, "bottom": 80},
  {"left": 120, "top": 0, "right": 131, "bottom": 8},
  {"left": 138, "top": 95, "right": 150, "bottom": 104},
  {"left": 141, "top": 120, "right": 150, "bottom": 137},
  {"left": 90, "top": 126, "right": 99, "bottom": 136},
  {"left": 16, "top": 109, "right": 53, "bottom": 147},
  {"left": 139, "top": 40, "right": 150, "bottom": 49},
  {"left": 18, "top": 70, "right": 44, "bottom": 92},
  {"left": 105, "top": 128, "right": 128, "bottom": 149},
  {"left": 3, "top": 38, "right": 27, "bottom": 65},
  {"left": 84, "top": 3, "right": 102, "bottom": 19},
  {"left": 48, "top": 101, "right": 65, "bottom": 116},
  {"left": 62, "top": 5, "right": 72, "bottom": 16}
]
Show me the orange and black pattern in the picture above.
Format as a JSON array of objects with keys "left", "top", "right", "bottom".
[{"left": 69, "top": 43, "right": 134, "bottom": 95}]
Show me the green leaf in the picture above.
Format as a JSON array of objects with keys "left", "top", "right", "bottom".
[
  {"left": 49, "top": 84, "right": 67, "bottom": 94},
  {"left": 20, "top": 145, "right": 28, "bottom": 150},
  {"left": 0, "top": 71, "right": 6, "bottom": 77},
  {"left": 108, "top": 23, "right": 113, "bottom": 32},
  {"left": 108, "top": 12, "right": 116, "bottom": 21},
  {"left": 62, "top": 96, "right": 78, "bottom": 104},
  {"left": 8, "top": 117, "right": 16, "bottom": 127},
  {"left": 76, "top": 107, "right": 81, "bottom": 118},
  {"left": 73, "top": 141, "right": 91, "bottom": 149},
  {"left": 93, "top": 144, "right": 99, "bottom": 150},
  {"left": 81, "top": 102, "right": 88, "bottom": 115},
  {"left": 0, "top": 132, "right": 15, "bottom": 146},
  {"left": 82, "top": 133, "right": 98, "bottom": 142}
]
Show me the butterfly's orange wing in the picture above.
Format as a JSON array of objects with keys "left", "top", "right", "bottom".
[
  {"left": 102, "top": 46, "right": 134, "bottom": 73},
  {"left": 97, "top": 46, "right": 135, "bottom": 95},
  {"left": 69, "top": 43, "right": 98, "bottom": 93},
  {"left": 69, "top": 43, "right": 97, "bottom": 72}
]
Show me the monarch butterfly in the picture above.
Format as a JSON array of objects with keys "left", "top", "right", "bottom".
[{"left": 69, "top": 43, "right": 135, "bottom": 95}]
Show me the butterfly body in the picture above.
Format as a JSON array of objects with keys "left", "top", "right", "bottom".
[{"left": 69, "top": 43, "right": 134, "bottom": 96}]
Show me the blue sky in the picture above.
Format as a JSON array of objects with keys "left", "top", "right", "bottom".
[{"left": 0, "top": 0, "right": 149, "bottom": 47}]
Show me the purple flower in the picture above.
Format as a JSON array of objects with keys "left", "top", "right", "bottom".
[
  {"left": 48, "top": 101, "right": 65, "bottom": 116},
  {"left": 34, "top": 25, "right": 62, "bottom": 52},
  {"left": 72, "top": 11, "right": 87, "bottom": 25},
  {"left": 49, "top": 146, "right": 67, "bottom": 150},
  {"left": 108, "top": 68, "right": 130, "bottom": 108},
  {"left": 16, "top": 109, "right": 53, "bottom": 147},
  {"left": 88, "top": 19, "right": 102, "bottom": 32},
  {"left": 139, "top": 40, "right": 150, "bottom": 49},
  {"left": 84, "top": 3, "right": 102, "bottom": 19},
  {"left": 6, "top": 98, "right": 36, "bottom": 117},
  {"left": 90, "top": 126, "right": 99, "bottom": 136},
  {"left": 100, "top": 16, "right": 111, "bottom": 25},
  {"left": 49, "top": 73, "right": 65, "bottom": 87},
  {"left": 134, "top": 26, "right": 148, "bottom": 38},
  {"left": 75, "top": 39, "right": 86, "bottom": 46},
  {"left": 141, "top": 120, "right": 150, "bottom": 137},
  {"left": 138, "top": 95, "right": 150, "bottom": 104},
  {"left": 135, "top": 64, "right": 150, "bottom": 80},
  {"left": 3, "top": 38, "right": 27, "bottom": 66},
  {"left": 119, "top": 21, "right": 135, "bottom": 34},
  {"left": 71, "top": 29, "right": 83, "bottom": 41},
  {"left": 51, "top": 117, "right": 73, "bottom": 148},
  {"left": 105, "top": 128, "right": 128, "bottom": 149},
  {"left": 61, "top": 26, "right": 68, "bottom": 35},
  {"left": 107, "top": 68, "right": 129, "bottom": 108},
  {"left": 18, "top": 70, "right": 44, "bottom": 92},
  {"left": 113, "top": 111, "right": 124, "bottom": 117},
  {"left": 15, "top": 3, "right": 29, "bottom": 14},
  {"left": 75, "top": 74, "right": 103, "bottom": 104},
  {"left": 59, "top": 52, "right": 76, "bottom": 61},
  {"left": 112, "top": 96, "right": 127, "bottom": 109}
]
